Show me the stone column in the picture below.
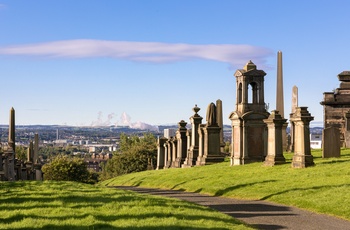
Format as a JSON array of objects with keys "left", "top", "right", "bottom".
[
  {"left": 8, "top": 107, "right": 15, "bottom": 154},
  {"left": 216, "top": 99, "right": 225, "bottom": 152},
  {"left": 289, "top": 85, "right": 298, "bottom": 152},
  {"left": 290, "top": 107, "right": 315, "bottom": 168},
  {"left": 156, "top": 137, "right": 167, "bottom": 170},
  {"left": 170, "top": 137, "right": 178, "bottom": 168},
  {"left": 182, "top": 105, "right": 203, "bottom": 168},
  {"left": 173, "top": 120, "right": 187, "bottom": 168},
  {"left": 196, "top": 125, "right": 205, "bottom": 165},
  {"left": 264, "top": 110, "right": 287, "bottom": 166},
  {"left": 34, "top": 133, "right": 39, "bottom": 163}
]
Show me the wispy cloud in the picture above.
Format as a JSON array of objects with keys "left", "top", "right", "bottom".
[{"left": 0, "top": 39, "right": 273, "bottom": 68}]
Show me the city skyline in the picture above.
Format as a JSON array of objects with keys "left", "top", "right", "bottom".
[{"left": 0, "top": 1, "right": 349, "bottom": 127}]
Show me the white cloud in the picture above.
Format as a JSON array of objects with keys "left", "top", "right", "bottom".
[{"left": 0, "top": 39, "right": 273, "bottom": 68}]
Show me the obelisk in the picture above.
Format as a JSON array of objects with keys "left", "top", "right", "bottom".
[
  {"left": 8, "top": 107, "right": 15, "bottom": 152},
  {"left": 276, "top": 51, "right": 284, "bottom": 117},
  {"left": 276, "top": 51, "right": 287, "bottom": 151},
  {"left": 289, "top": 85, "right": 298, "bottom": 152},
  {"left": 34, "top": 133, "right": 39, "bottom": 163}
]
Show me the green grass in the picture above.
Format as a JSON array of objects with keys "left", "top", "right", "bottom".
[
  {"left": 0, "top": 181, "right": 252, "bottom": 230},
  {"left": 102, "top": 149, "right": 350, "bottom": 221}
]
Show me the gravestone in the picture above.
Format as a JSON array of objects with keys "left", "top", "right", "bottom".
[
  {"left": 289, "top": 85, "right": 298, "bottom": 152},
  {"left": 290, "top": 107, "right": 315, "bottom": 168},
  {"left": 197, "top": 102, "right": 224, "bottom": 165},
  {"left": 264, "top": 110, "right": 287, "bottom": 166},
  {"left": 156, "top": 137, "right": 167, "bottom": 170},
  {"left": 322, "top": 126, "right": 340, "bottom": 158},
  {"left": 182, "top": 105, "right": 203, "bottom": 168},
  {"left": 229, "top": 61, "right": 269, "bottom": 165}
]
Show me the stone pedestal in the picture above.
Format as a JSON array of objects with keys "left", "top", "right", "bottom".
[
  {"left": 170, "top": 137, "right": 178, "bottom": 168},
  {"left": 173, "top": 120, "right": 188, "bottom": 168},
  {"left": 264, "top": 110, "right": 287, "bottom": 166},
  {"left": 197, "top": 125, "right": 224, "bottom": 165},
  {"left": 290, "top": 107, "right": 315, "bottom": 168},
  {"left": 164, "top": 140, "right": 172, "bottom": 169},
  {"left": 156, "top": 137, "right": 167, "bottom": 170},
  {"left": 182, "top": 105, "right": 203, "bottom": 168}
]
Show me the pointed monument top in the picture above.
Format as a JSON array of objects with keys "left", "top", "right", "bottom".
[{"left": 243, "top": 60, "right": 256, "bottom": 71}]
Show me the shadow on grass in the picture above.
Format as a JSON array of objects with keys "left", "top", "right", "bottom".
[
  {"left": 19, "top": 225, "right": 236, "bottom": 230},
  {"left": 260, "top": 184, "right": 350, "bottom": 200},
  {"left": 214, "top": 180, "right": 277, "bottom": 196}
]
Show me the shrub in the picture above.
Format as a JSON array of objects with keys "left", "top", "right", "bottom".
[{"left": 42, "top": 155, "right": 97, "bottom": 184}]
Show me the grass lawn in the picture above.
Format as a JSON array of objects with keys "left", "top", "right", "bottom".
[
  {"left": 0, "top": 181, "right": 252, "bottom": 230},
  {"left": 102, "top": 149, "right": 350, "bottom": 221}
]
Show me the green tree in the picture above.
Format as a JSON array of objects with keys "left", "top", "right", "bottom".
[
  {"left": 42, "top": 155, "right": 97, "bottom": 184},
  {"left": 101, "top": 133, "right": 157, "bottom": 180},
  {"left": 16, "top": 145, "right": 27, "bottom": 161}
]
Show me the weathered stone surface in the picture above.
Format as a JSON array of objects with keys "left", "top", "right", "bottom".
[
  {"left": 322, "top": 126, "right": 340, "bottom": 158},
  {"left": 156, "top": 137, "right": 167, "bottom": 170},
  {"left": 321, "top": 70, "right": 350, "bottom": 147},
  {"left": 264, "top": 110, "right": 287, "bottom": 166},
  {"left": 290, "top": 107, "right": 315, "bottom": 168},
  {"left": 230, "top": 61, "right": 269, "bottom": 165}
]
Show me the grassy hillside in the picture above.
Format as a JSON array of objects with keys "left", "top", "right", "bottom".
[
  {"left": 102, "top": 149, "right": 350, "bottom": 221},
  {"left": 0, "top": 181, "right": 252, "bottom": 229}
]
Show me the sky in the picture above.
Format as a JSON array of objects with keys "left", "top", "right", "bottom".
[{"left": 0, "top": 0, "right": 349, "bottom": 128}]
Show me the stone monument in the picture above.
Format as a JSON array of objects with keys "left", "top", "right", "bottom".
[
  {"left": 276, "top": 51, "right": 288, "bottom": 151},
  {"left": 320, "top": 71, "right": 350, "bottom": 147},
  {"left": 289, "top": 85, "right": 298, "bottom": 152},
  {"left": 196, "top": 102, "right": 224, "bottom": 165},
  {"left": 182, "top": 105, "right": 203, "bottom": 168},
  {"left": 264, "top": 110, "right": 287, "bottom": 166},
  {"left": 229, "top": 61, "right": 269, "bottom": 165},
  {"left": 322, "top": 126, "right": 340, "bottom": 158},
  {"left": 290, "top": 107, "right": 315, "bottom": 168},
  {"left": 173, "top": 120, "right": 187, "bottom": 168},
  {"left": 156, "top": 136, "right": 167, "bottom": 170}
]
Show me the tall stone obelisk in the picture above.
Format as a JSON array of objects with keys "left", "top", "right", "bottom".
[
  {"left": 276, "top": 51, "right": 284, "bottom": 117},
  {"left": 276, "top": 51, "right": 287, "bottom": 151},
  {"left": 8, "top": 107, "right": 16, "bottom": 153}
]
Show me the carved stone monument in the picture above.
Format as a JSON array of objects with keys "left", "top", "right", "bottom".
[
  {"left": 290, "top": 107, "right": 315, "bottom": 168},
  {"left": 289, "top": 85, "right": 298, "bottom": 152},
  {"left": 320, "top": 71, "right": 350, "bottom": 147},
  {"left": 173, "top": 120, "right": 187, "bottom": 168},
  {"left": 322, "top": 126, "right": 340, "bottom": 158},
  {"left": 196, "top": 103, "right": 224, "bottom": 165},
  {"left": 276, "top": 51, "right": 288, "bottom": 151},
  {"left": 264, "top": 110, "right": 287, "bottom": 166},
  {"left": 156, "top": 137, "right": 167, "bottom": 170},
  {"left": 182, "top": 105, "right": 203, "bottom": 168},
  {"left": 229, "top": 61, "right": 269, "bottom": 165}
]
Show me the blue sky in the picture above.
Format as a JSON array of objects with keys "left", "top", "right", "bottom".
[{"left": 0, "top": 1, "right": 349, "bottom": 127}]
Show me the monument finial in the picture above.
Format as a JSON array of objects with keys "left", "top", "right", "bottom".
[{"left": 243, "top": 60, "right": 256, "bottom": 71}]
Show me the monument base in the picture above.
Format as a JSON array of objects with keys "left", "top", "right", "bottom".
[
  {"left": 230, "top": 156, "right": 263, "bottom": 165},
  {"left": 292, "top": 154, "right": 315, "bottom": 168},
  {"left": 196, "top": 154, "right": 225, "bottom": 166},
  {"left": 264, "top": 154, "right": 286, "bottom": 166}
]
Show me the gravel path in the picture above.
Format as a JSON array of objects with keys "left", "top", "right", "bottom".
[{"left": 113, "top": 186, "right": 350, "bottom": 230}]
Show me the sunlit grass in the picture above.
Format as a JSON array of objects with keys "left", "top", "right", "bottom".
[
  {"left": 0, "top": 181, "right": 252, "bottom": 229},
  {"left": 102, "top": 149, "right": 350, "bottom": 221}
]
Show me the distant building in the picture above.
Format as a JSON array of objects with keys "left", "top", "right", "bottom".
[
  {"left": 164, "top": 128, "right": 176, "bottom": 138},
  {"left": 310, "top": 134, "right": 322, "bottom": 149}
]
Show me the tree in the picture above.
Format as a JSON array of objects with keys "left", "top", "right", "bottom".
[
  {"left": 42, "top": 155, "right": 97, "bottom": 184},
  {"left": 100, "top": 133, "right": 157, "bottom": 180}
]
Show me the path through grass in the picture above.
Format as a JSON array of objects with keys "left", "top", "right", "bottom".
[
  {"left": 102, "top": 149, "right": 350, "bottom": 221},
  {"left": 0, "top": 181, "right": 252, "bottom": 229}
]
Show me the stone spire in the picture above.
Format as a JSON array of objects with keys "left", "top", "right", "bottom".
[
  {"left": 276, "top": 51, "right": 284, "bottom": 118},
  {"left": 8, "top": 107, "right": 15, "bottom": 152}
]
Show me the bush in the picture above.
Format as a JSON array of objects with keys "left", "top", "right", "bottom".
[
  {"left": 100, "top": 133, "right": 157, "bottom": 180},
  {"left": 42, "top": 155, "right": 97, "bottom": 184}
]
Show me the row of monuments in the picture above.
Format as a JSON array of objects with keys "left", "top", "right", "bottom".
[
  {"left": 0, "top": 108, "right": 43, "bottom": 181},
  {"left": 156, "top": 100, "right": 226, "bottom": 169},
  {"left": 156, "top": 51, "right": 343, "bottom": 170}
]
